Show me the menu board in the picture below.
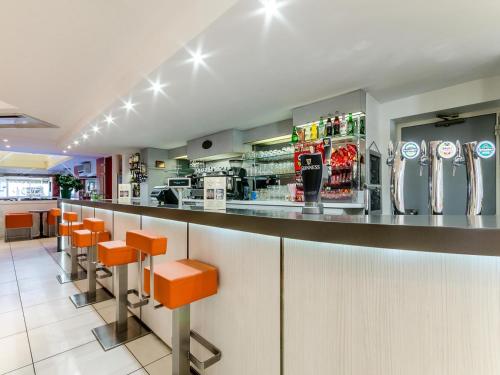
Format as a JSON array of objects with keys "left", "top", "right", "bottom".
[
  {"left": 204, "top": 177, "right": 226, "bottom": 210},
  {"left": 118, "top": 184, "right": 132, "bottom": 203}
]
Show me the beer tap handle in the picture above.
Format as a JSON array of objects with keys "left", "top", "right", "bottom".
[
  {"left": 387, "top": 141, "right": 394, "bottom": 166},
  {"left": 419, "top": 140, "right": 428, "bottom": 177},
  {"left": 452, "top": 140, "right": 464, "bottom": 177}
]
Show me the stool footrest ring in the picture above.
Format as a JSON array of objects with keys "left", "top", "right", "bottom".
[
  {"left": 189, "top": 330, "right": 222, "bottom": 371},
  {"left": 126, "top": 289, "right": 149, "bottom": 308},
  {"left": 96, "top": 266, "right": 112, "bottom": 279}
]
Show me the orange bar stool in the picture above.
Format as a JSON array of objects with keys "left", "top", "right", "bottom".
[
  {"left": 56, "top": 212, "right": 83, "bottom": 284},
  {"left": 92, "top": 240, "right": 151, "bottom": 350},
  {"left": 125, "top": 230, "right": 167, "bottom": 309},
  {"left": 47, "top": 208, "right": 61, "bottom": 238},
  {"left": 70, "top": 218, "right": 113, "bottom": 307},
  {"left": 144, "top": 259, "right": 220, "bottom": 375},
  {"left": 5, "top": 213, "right": 33, "bottom": 241}
]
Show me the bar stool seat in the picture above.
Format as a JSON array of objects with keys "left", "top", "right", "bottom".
[
  {"left": 5, "top": 213, "right": 33, "bottom": 241},
  {"left": 92, "top": 240, "right": 150, "bottom": 351},
  {"left": 63, "top": 211, "right": 78, "bottom": 222},
  {"left": 144, "top": 259, "right": 220, "bottom": 375},
  {"left": 144, "top": 259, "right": 218, "bottom": 309},
  {"left": 126, "top": 230, "right": 167, "bottom": 256},
  {"left": 70, "top": 218, "right": 113, "bottom": 308},
  {"left": 59, "top": 222, "right": 83, "bottom": 236}
]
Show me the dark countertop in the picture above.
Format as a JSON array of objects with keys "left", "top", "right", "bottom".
[{"left": 60, "top": 199, "right": 500, "bottom": 257}]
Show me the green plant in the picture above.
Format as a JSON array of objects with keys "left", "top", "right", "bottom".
[{"left": 54, "top": 174, "right": 83, "bottom": 191}]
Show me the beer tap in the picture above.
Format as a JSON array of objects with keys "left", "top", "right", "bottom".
[
  {"left": 418, "top": 140, "right": 429, "bottom": 177},
  {"left": 387, "top": 140, "right": 407, "bottom": 215},
  {"left": 386, "top": 140, "right": 395, "bottom": 167},
  {"left": 452, "top": 140, "right": 464, "bottom": 177}
]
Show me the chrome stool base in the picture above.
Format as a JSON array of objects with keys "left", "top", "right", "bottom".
[
  {"left": 56, "top": 270, "right": 87, "bottom": 284},
  {"left": 92, "top": 316, "right": 151, "bottom": 351},
  {"left": 70, "top": 288, "right": 113, "bottom": 308}
]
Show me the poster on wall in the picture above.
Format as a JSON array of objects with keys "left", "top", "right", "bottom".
[
  {"left": 204, "top": 176, "right": 226, "bottom": 210},
  {"left": 118, "top": 184, "right": 132, "bottom": 204}
]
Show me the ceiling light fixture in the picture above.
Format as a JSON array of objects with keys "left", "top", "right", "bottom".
[
  {"left": 73, "top": 140, "right": 79, "bottom": 145},
  {"left": 105, "top": 114, "right": 115, "bottom": 125},
  {"left": 5, "top": 145, "right": 10, "bottom": 149},
  {"left": 189, "top": 50, "right": 206, "bottom": 66},
  {"left": 92, "top": 124, "right": 100, "bottom": 133},
  {"left": 82, "top": 133, "right": 89, "bottom": 140},
  {"left": 262, "top": 0, "right": 279, "bottom": 17},
  {"left": 67, "top": 145, "right": 72, "bottom": 149},
  {"left": 63, "top": 150, "right": 67, "bottom": 154},
  {"left": 122, "top": 99, "right": 136, "bottom": 112},
  {"left": 2, "top": 139, "right": 8, "bottom": 143},
  {"left": 148, "top": 79, "right": 166, "bottom": 96}
]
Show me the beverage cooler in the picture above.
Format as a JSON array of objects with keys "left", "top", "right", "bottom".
[{"left": 292, "top": 113, "right": 368, "bottom": 205}]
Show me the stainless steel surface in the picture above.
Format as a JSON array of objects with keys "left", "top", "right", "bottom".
[
  {"left": 452, "top": 140, "right": 465, "bottom": 177},
  {"left": 463, "top": 141, "right": 484, "bottom": 215},
  {"left": 189, "top": 330, "right": 222, "bottom": 372},
  {"left": 172, "top": 305, "right": 191, "bottom": 375},
  {"left": 428, "top": 140, "right": 444, "bottom": 215},
  {"left": 61, "top": 198, "right": 500, "bottom": 256},
  {"left": 302, "top": 202, "right": 324, "bottom": 214},
  {"left": 56, "top": 269, "right": 87, "bottom": 284},
  {"left": 92, "top": 264, "right": 151, "bottom": 351},
  {"left": 92, "top": 316, "right": 150, "bottom": 351},
  {"left": 70, "top": 287, "right": 113, "bottom": 308},
  {"left": 387, "top": 141, "right": 406, "bottom": 215}
]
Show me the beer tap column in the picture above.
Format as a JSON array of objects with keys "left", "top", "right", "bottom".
[{"left": 428, "top": 141, "right": 444, "bottom": 215}]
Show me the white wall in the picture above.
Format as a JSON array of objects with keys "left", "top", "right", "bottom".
[{"left": 369, "top": 74, "right": 500, "bottom": 213}]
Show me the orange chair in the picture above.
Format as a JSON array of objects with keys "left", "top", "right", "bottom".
[
  {"left": 144, "top": 259, "right": 220, "bottom": 375},
  {"left": 5, "top": 213, "right": 33, "bottom": 241},
  {"left": 92, "top": 240, "right": 150, "bottom": 350},
  {"left": 125, "top": 230, "right": 167, "bottom": 309},
  {"left": 47, "top": 208, "right": 61, "bottom": 237},
  {"left": 69, "top": 218, "right": 113, "bottom": 307}
]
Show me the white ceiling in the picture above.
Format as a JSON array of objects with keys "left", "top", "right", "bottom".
[{"left": 1, "top": 0, "right": 500, "bottom": 156}]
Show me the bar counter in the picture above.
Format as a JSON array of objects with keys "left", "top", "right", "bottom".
[
  {"left": 60, "top": 199, "right": 500, "bottom": 375},
  {"left": 61, "top": 198, "right": 500, "bottom": 256}
]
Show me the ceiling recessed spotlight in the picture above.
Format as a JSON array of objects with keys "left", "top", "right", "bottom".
[
  {"left": 92, "top": 125, "right": 100, "bottom": 133},
  {"left": 5, "top": 145, "right": 10, "bottom": 149},
  {"left": 122, "top": 99, "right": 136, "bottom": 112},
  {"left": 148, "top": 79, "right": 166, "bottom": 96},
  {"left": 262, "top": 0, "right": 279, "bottom": 17},
  {"left": 73, "top": 140, "right": 79, "bottom": 145},
  {"left": 189, "top": 50, "right": 206, "bottom": 66},
  {"left": 67, "top": 145, "right": 72, "bottom": 149},
  {"left": 62, "top": 150, "right": 67, "bottom": 153},
  {"left": 105, "top": 114, "right": 115, "bottom": 125},
  {"left": 2, "top": 139, "right": 8, "bottom": 143},
  {"left": 82, "top": 133, "right": 89, "bottom": 140}
]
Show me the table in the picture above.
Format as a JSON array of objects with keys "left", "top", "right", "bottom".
[{"left": 29, "top": 209, "right": 50, "bottom": 238}]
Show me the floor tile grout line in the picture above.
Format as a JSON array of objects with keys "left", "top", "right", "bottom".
[
  {"left": 8, "top": 240, "right": 37, "bottom": 375},
  {"left": 31, "top": 339, "right": 96, "bottom": 365}
]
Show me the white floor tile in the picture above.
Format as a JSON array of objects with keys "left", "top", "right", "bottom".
[
  {"left": 20, "top": 282, "right": 78, "bottom": 307},
  {"left": 93, "top": 298, "right": 116, "bottom": 311},
  {"left": 6, "top": 365, "right": 35, "bottom": 375},
  {"left": 0, "top": 309, "right": 25, "bottom": 339},
  {"left": 129, "top": 369, "right": 148, "bottom": 375},
  {"left": 97, "top": 304, "right": 132, "bottom": 324},
  {"left": 34, "top": 341, "right": 141, "bottom": 375},
  {"left": 0, "top": 280, "right": 19, "bottom": 296},
  {"left": 28, "top": 310, "right": 103, "bottom": 361},
  {"left": 0, "top": 268, "right": 16, "bottom": 284},
  {"left": 144, "top": 355, "right": 172, "bottom": 375},
  {"left": 23, "top": 296, "right": 92, "bottom": 330},
  {"left": 0, "top": 293, "right": 21, "bottom": 314},
  {"left": 0, "top": 332, "right": 32, "bottom": 374},
  {"left": 72, "top": 278, "right": 102, "bottom": 293},
  {"left": 126, "top": 333, "right": 171, "bottom": 366}
]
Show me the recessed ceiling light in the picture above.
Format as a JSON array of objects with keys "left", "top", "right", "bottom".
[
  {"left": 105, "top": 114, "right": 115, "bottom": 125},
  {"left": 262, "top": 0, "right": 279, "bottom": 17},
  {"left": 189, "top": 50, "right": 206, "bottom": 66},
  {"left": 73, "top": 140, "right": 79, "bottom": 145},
  {"left": 122, "top": 99, "right": 136, "bottom": 112},
  {"left": 62, "top": 150, "right": 67, "bottom": 153},
  {"left": 5, "top": 145, "right": 10, "bottom": 149},
  {"left": 67, "top": 145, "right": 72, "bottom": 149},
  {"left": 82, "top": 133, "right": 89, "bottom": 140},
  {"left": 92, "top": 125, "right": 100, "bottom": 133},
  {"left": 2, "top": 139, "right": 8, "bottom": 143},
  {"left": 148, "top": 79, "right": 166, "bottom": 95}
]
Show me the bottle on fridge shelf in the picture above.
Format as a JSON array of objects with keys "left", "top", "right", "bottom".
[
  {"left": 310, "top": 122, "right": 318, "bottom": 140},
  {"left": 339, "top": 113, "right": 348, "bottom": 136},
  {"left": 318, "top": 117, "right": 325, "bottom": 138},
  {"left": 347, "top": 113, "right": 355, "bottom": 136},
  {"left": 326, "top": 116, "right": 333, "bottom": 136},
  {"left": 304, "top": 125, "right": 311, "bottom": 141},
  {"left": 333, "top": 114, "right": 340, "bottom": 136},
  {"left": 291, "top": 126, "right": 299, "bottom": 143},
  {"left": 360, "top": 116, "right": 365, "bottom": 135}
]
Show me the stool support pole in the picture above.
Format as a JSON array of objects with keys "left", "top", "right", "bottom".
[
  {"left": 172, "top": 305, "right": 191, "bottom": 375},
  {"left": 87, "top": 241, "right": 97, "bottom": 297},
  {"left": 116, "top": 264, "right": 128, "bottom": 329}
]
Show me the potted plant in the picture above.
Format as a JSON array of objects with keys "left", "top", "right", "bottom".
[{"left": 54, "top": 174, "right": 84, "bottom": 199}]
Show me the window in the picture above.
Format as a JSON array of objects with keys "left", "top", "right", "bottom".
[{"left": 0, "top": 177, "right": 52, "bottom": 199}]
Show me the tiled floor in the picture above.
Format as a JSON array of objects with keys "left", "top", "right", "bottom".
[{"left": 0, "top": 238, "right": 172, "bottom": 375}]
